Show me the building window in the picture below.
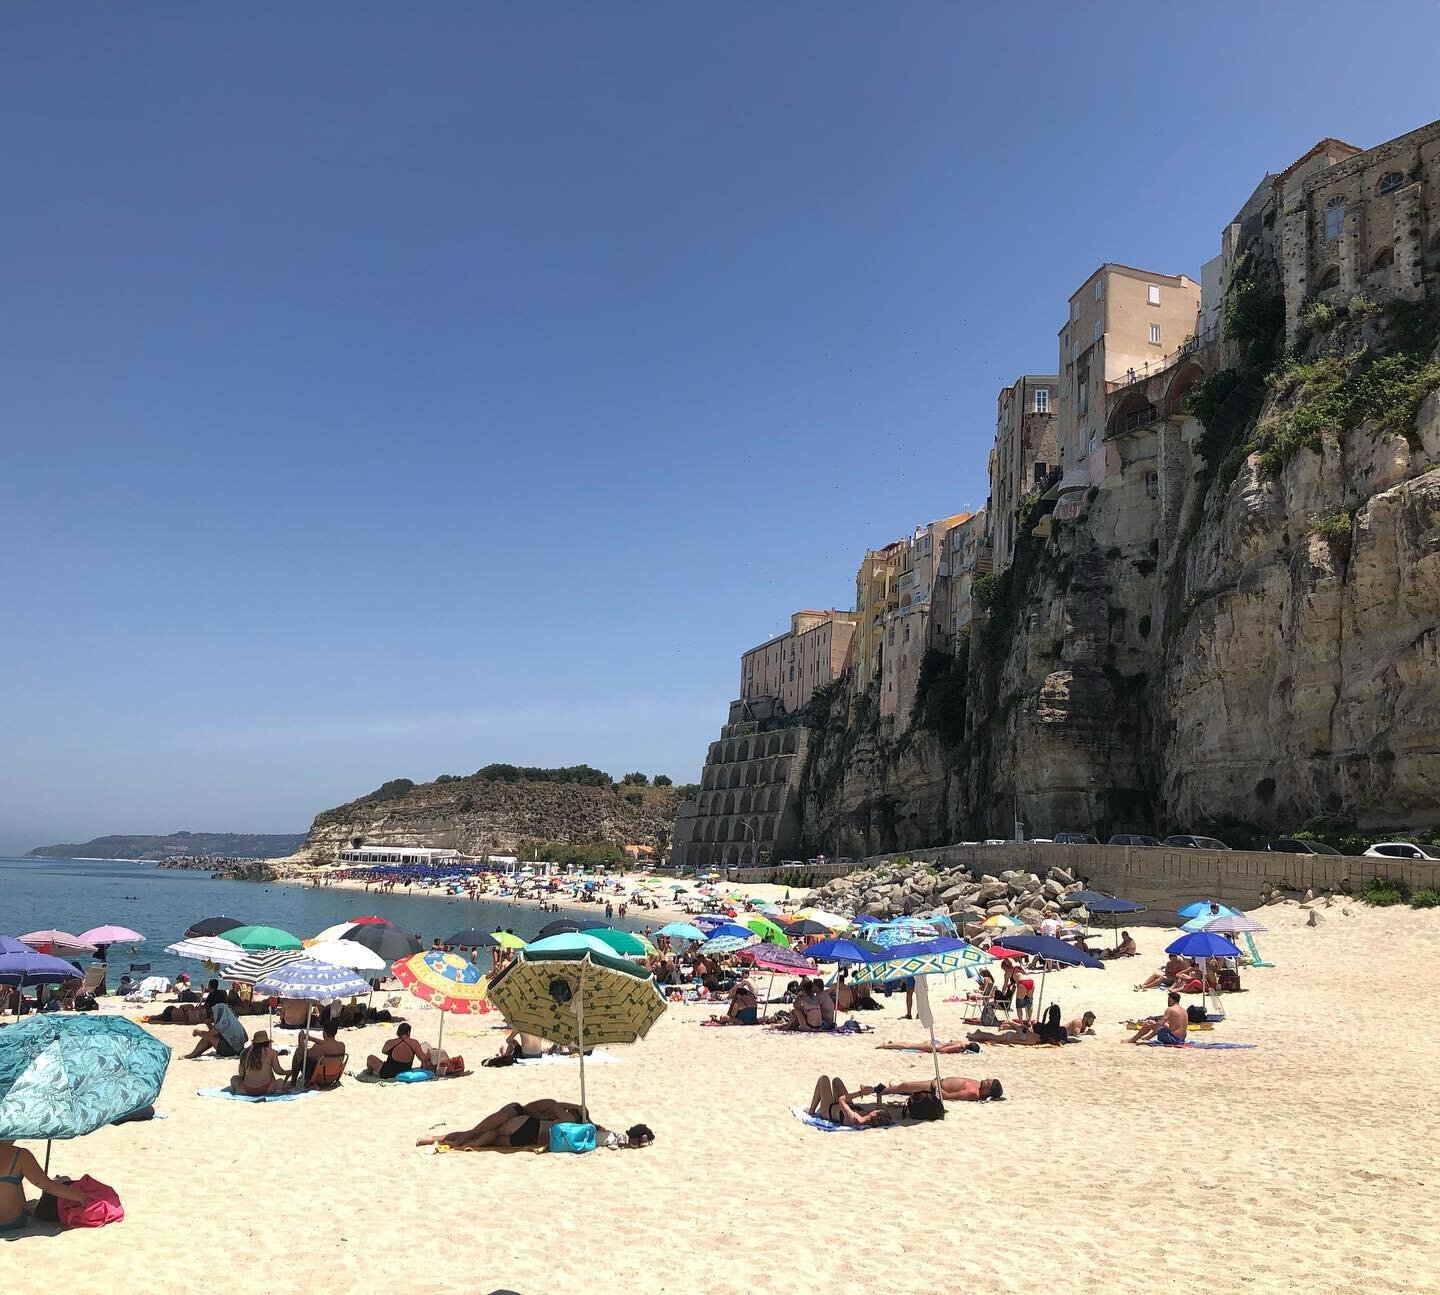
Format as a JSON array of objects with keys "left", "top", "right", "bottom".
[
  {"left": 1071, "top": 301, "right": 1079, "bottom": 321},
  {"left": 1149, "top": 323, "right": 1161, "bottom": 345},
  {"left": 1323, "top": 196, "right": 1345, "bottom": 242},
  {"left": 1088, "top": 428, "right": 1098, "bottom": 452},
  {"left": 1094, "top": 279, "right": 1104, "bottom": 301},
  {"left": 1034, "top": 460, "right": 1047, "bottom": 483},
  {"left": 1034, "top": 388, "right": 1049, "bottom": 414},
  {"left": 1147, "top": 284, "right": 1161, "bottom": 306},
  {"left": 1093, "top": 320, "right": 1102, "bottom": 344},
  {"left": 1146, "top": 471, "right": 1159, "bottom": 499},
  {"left": 1376, "top": 171, "right": 1405, "bottom": 196}
]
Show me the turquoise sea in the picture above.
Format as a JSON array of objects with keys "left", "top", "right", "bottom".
[{"left": 0, "top": 856, "right": 654, "bottom": 983}]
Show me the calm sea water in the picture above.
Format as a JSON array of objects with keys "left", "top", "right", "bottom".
[{"left": 0, "top": 857, "right": 654, "bottom": 983}]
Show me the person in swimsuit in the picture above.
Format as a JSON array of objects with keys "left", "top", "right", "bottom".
[
  {"left": 1129, "top": 992, "right": 1189, "bottom": 1045},
  {"left": 708, "top": 979, "right": 758, "bottom": 1026},
  {"left": 875, "top": 1039, "right": 982, "bottom": 1054},
  {"left": 857, "top": 1077, "right": 1004, "bottom": 1102},
  {"left": 806, "top": 1076, "right": 891, "bottom": 1128},
  {"left": 184, "top": 1001, "right": 247, "bottom": 1059},
  {"left": 230, "top": 1031, "right": 290, "bottom": 1096},
  {"left": 289, "top": 1019, "right": 345, "bottom": 1086},
  {"left": 366, "top": 1022, "right": 431, "bottom": 1078},
  {"left": 1100, "top": 931, "right": 1138, "bottom": 960},
  {"left": 0, "top": 1140, "right": 86, "bottom": 1231},
  {"left": 416, "top": 1101, "right": 654, "bottom": 1150},
  {"left": 1136, "top": 955, "right": 1192, "bottom": 991},
  {"left": 1002, "top": 960, "right": 1035, "bottom": 1021}
]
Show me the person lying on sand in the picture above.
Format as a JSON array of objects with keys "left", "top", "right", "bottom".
[
  {"left": 417, "top": 1101, "right": 654, "bottom": 1150},
  {"left": 968, "top": 1006, "right": 1071, "bottom": 1046},
  {"left": 858, "top": 1077, "right": 1004, "bottom": 1102},
  {"left": 1100, "top": 931, "right": 1138, "bottom": 960},
  {"left": 1136, "top": 954, "right": 1193, "bottom": 990},
  {"left": 808, "top": 1075, "right": 891, "bottom": 1128},
  {"left": 876, "top": 1040, "right": 982, "bottom": 1054},
  {"left": 230, "top": 1032, "right": 290, "bottom": 1097},
  {"left": 1067, "top": 1011, "right": 1098, "bottom": 1037},
  {"left": 366, "top": 1022, "right": 431, "bottom": 1078},
  {"left": 1128, "top": 992, "right": 1188, "bottom": 1045}
]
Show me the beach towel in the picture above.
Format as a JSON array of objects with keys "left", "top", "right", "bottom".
[
  {"left": 197, "top": 1086, "right": 318, "bottom": 1103},
  {"left": 56, "top": 1177, "right": 124, "bottom": 1229},
  {"left": 515, "top": 1050, "right": 619, "bottom": 1066},
  {"left": 1141, "top": 1040, "right": 1256, "bottom": 1050},
  {"left": 422, "top": 1141, "right": 545, "bottom": 1156},
  {"left": 789, "top": 1106, "right": 896, "bottom": 1133},
  {"left": 351, "top": 1069, "right": 438, "bottom": 1085}
]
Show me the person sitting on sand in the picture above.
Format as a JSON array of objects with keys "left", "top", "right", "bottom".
[
  {"left": 230, "top": 1031, "right": 290, "bottom": 1097},
  {"left": 775, "top": 980, "right": 826, "bottom": 1032},
  {"left": 0, "top": 1139, "right": 86, "bottom": 1232},
  {"left": 290, "top": 1019, "right": 345, "bottom": 1086},
  {"left": 858, "top": 1077, "right": 1004, "bottom": 1103},
  {"left": 815, "top": 979, "right": 837, "bottom": 1028},
  {"left": 367, "top": 1022, "right": 431, "bottom": 1078},
  {"left": 807, "top": 1075, "right": 891, "bottom": 1128},
  {"left": 1129, "top": 992, "right": 1189, "bottom": 1045},
  {"left": 1136, "top": 954, "right": 1192, "bottom": 991},
  {"left": 709, "top": 979, "right": 758, "bottom": 1026},
  {"left": 417, "top": 1101, "right": 654, "bottom": 1151},
  {"left": 1100, "top": 931, "right": 1138, "bottom": 960},
  {"left": 185, "top": 1001, "right": 248, "bottom": 1059},
  {"left": 277, "top": 998, "right": 311, "bottom": 1030}
]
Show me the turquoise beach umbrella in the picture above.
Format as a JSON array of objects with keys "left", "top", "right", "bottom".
[{"left": 225, "top": 925, "right": 303, "bottom": 951}]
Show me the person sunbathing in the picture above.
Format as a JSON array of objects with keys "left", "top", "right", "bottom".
[
  {"left": 807, "top": 1075, "right": 891, "bottom": 1128},
  {"left": 0, "top": 1139, "right": 86, "bottom": 1232},
  {"left": 289, "top": 1019, "right": 346, "bottom": 1085},
  {"left": 1100, "top": 931, "right": 1138, "bottom": 960},
  {"left": 775, "top": 980, "right": 826, "bottom": 1031},
  {"left": 229, "top": 1031, "right": 290, "bottom": 1096},
  {"left": 1136, "top": 954, "right": 1192, "bottom": 990},
  {"left": 417, "top": 1100, "right": 654, "bottom": 1150},
  {"left": 708, "top": 979, "right": 758, "bottom": 1025},
  {"left": 1066, "top": 1011, "right": 1098, "bottom": 1037},
  {"left": 1129, "top": 992, "right": 1189, "bottom": 1045},
  {"left": 858, "top": 1077, "right": 1004, "bottom": 1102},
  {"left": 366, "top": 1022, "right": 431, "bottom": 1078},
  {"left": 876, "top": 1039, "right": 981, "bottom": 1054},
  {"left": 967, "top": 1006, "right": 1070, "bottom": 1046}
]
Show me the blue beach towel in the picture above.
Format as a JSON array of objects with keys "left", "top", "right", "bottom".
[
  {"left": 789, "top": 1106, "right": 896, "bottom": 1132},
  {"left": 1143, "top": 1040, "right": 1256, "bottom": 1050},
  {"left": 197, "top": 1086, "right": 318, "bottom": 1103}
]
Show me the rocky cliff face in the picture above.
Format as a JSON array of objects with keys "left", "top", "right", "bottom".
[
  {"left": 288, "top": 777, "right": 683, "bottom": 863},
  {"left": 797, "top": 299, "right": 1440, "bottom": 852}
]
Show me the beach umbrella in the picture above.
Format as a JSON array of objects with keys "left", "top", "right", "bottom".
[
  {"left": 526, "top": 933, "right": 617, "bottom": 957},
  {"left": 0, "top": 1015, "right": 171, "bottom": 1148},
  {"left": 693, "top": 913, "right": 734, "bottom": 932},
  {"left": 985, "top": 944, "right": 1026, "bottom": 961},
  {"left": 336, "top": 921, "right": 421, "bottom": 963},
  {"left": 0, "top": 937, "right": 27, "bottom": 957},
  {"left": 226, "top": 925, "right": 304, "bottom": 952},
  {"left": 0, "top": 949, "right": 83, "bottom": 1018},
  {"left": 656, "top": 922, "right": 706, "bottom": 942},
  {"left": 538, "top": 920, "right": 583, "bottom": 938},
  {"left": 669, "top": 884, "right": 687, "bottom": 892},
  {"left": 305, "top": 939, "right": 388, "bottom": 973},
  {"left": 163, "top": 936, "right": 244, "bottom": 966},
  {"left": 17, "top": 930, "right": 95, "bottom": 959},
  {"left": 490, "top": 931, "right": 528, "bottom": 950},
  {"left": 700, "top": 933, "right": 758, "bottom": 955},
  {"left": 743, "top": 916, "right": 790, "bottom": 947},
  {"left": 794, "top": 908, "right": 849, "bottom": 930},
  {"left": 1166, "top": 931, "right": 1244, "bottom": 1019},
  {"left": 585, "top": 929, "right": 654, "bottom": 958},
  {"left": 184, "top": 917, "right": 245, "bottom": 939},
  {"left": 225, "top": 949, "right": 305, "bottom": 985},
  {"left": 737, "top": 943, "right": 817, "bottom": 976},
  {"left": 1200, "top": 915, "right": 1267, "bottom": 934},
  {"left": 310, "top": 922, "right": 361, "bottom": 945},
  {"left": 703, "top": 922, "right": 756, "bottom": 942},
  {"left": 443, "top": 929, "right": 500, "bottom": 949},
  {"left": 254, "top": 958, "right": 373, "bottom": 1005},
  {"left": 486, "top": 947, "right": 666, "bottom": 1119},
  {"left": 981, "top": 915, "right": 1023, "bottom": 929},
  {"left": 1067, "top": 890, "right": 1145, "bottom": 945},
  {"left": 871, "top": 920, "right": 939, "bottom": 948},
  {"left": 393, "top": 950, "right": 490, "bottom": 1058},
  {"left": 805, "top": 937, "right": 885, "bottom": 964},
  {"left": 76, "top": 925, "right": 144, "bottom": 947},
  {"left": 852, "top": 914, "right": 881, "bottom": 926},
  {"left": 1177, "top": 901, "right": 1242, "bottom": 920},
  {"left": 994, "top": 933, "right": 1104, "bottom": 1018}
]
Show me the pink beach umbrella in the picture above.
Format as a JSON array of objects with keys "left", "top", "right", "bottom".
[
  {"left": 19, "top": 930, "right": 96, "bottom": 957},
  {"left": 77, "top": 925, "right": 145, "bottom": 946}
]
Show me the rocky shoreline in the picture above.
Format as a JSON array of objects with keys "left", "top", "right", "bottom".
[
  {"left": 154, "top": 855, "right": 279, "bottom": 882},
  {"left": 801, "top": 855, "right": 1089, "bottom": 926}
]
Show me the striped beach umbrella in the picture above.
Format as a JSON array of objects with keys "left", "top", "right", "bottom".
[
  {"left": 254, "top": 957, "right": 374, "bottom": 1003},
  {"left": 163, "top": 936, "right": 245, "bottom": 966},
  {"left": 700, "top": 934, "right": 757, "bottom": 956},
  {"left": 225, "top": 949, "right": 304, "bottom": 985},
  {"left": 487, "top": 948, "right": 666, "bottom": 1118}
]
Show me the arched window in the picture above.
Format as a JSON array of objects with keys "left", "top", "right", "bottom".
[
  {"left": 1371, "top": 246, "right": 1395, "bottom": 271},
  {"left": 1376, "top": 171, "right": 1405, "bottom": 196},
  {"left": 1323, "top": 196, "right": 1345, "bottom": 242},
  {"left": 1315, "top": 265, "right": 1341, "bottom": 290}
]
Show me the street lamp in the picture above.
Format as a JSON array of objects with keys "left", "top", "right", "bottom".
[{"left": 730, "top": 820, "right": 759, "bottom": 879}]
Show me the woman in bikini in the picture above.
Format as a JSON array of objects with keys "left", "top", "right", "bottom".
[
  {"left": 0, "top": 1140, "right": 86, "bottom": 1232},
  {"left": 230, "top": 1031, "right": 290, "bottom": 1096},
  {"left": 417, "top": 1100, "right": 654, "bottom": 1150},
  {"left": 806, "top": 1076, "right": 891, "bottom": 1128}
]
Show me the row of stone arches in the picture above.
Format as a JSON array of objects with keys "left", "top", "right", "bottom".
[
  {"left": 697, "top": 785, "right": 786, "bottom": 816},
  {"left": 697, "top": 814, "right": 778, "bottom": 846},
  {"left": 688, "top": 843, "right": 757, "bottom": 869},
  {"left": 707, "top": 731, "right": 800, "bottom": 766},
  {"left": 700, "top": 756, "right": 792, "bottom": 791}
]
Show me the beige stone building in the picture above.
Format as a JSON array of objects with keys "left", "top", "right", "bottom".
[
  {"left": 988, "top": 376, "right": 1058, "bottom": 572},
  {"left": 938, "top": 509, "right": 990, "bottom": 640},
  {"left": 739, "top": 609, "right": 856, "bottom": 716},
  {"left": 852, "top": 539, "right": 907, "bottom": 696},
  {"left": 1054, "top": 264, "right": 1201, "bottom": 516}
]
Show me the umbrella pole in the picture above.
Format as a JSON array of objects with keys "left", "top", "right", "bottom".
[
  {"left": 577, "top": 978, "right": 588, "bottom": 1123},
  {"left": 436, "top": 1012, "right": 446, "bottom": 1068},
  {"left": 43, "top": 1140, "right": 51, "bottom": 1176}
]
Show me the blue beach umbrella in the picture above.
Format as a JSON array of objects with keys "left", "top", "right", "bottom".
[
  {"left": 1070, "top": 890, "right": 1146, "bottom": 914},
  {"left": 871, "top": 921, "right": 939, "bottom": 948},
  {"left": 700, "top": 934, "right": 757, "bottom": 955},
  {"left": 693, "top": 913, "right": 736, "bottom": 932},
  {"left": 992, "top": 933, "right": 1104, "bottom": 1018},
  {"left": 1177, "top": 901, "right": 1242, "bottom": 920},
  {"left": 852, "top": 914, "right": 881, "bottom": 926},
  {"left": 804, "top": 937, "right": 886, "bottom": 964},
  {"left": 703, "top": 923, "right": 756, "bottom": 941},
  {"left": 0, "top": 1015, "right": 171, "bottom": 1143},
  {"left": 1166, "top": 932, "right": 1243, "bottom": 959},
  {"left": 656, "top": 922, "right": 706, "bottom": 942}
]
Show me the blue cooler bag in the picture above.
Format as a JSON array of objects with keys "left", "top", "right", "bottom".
[{"left": 549, "top": 1122, "right": 596, "bottom": 1154}]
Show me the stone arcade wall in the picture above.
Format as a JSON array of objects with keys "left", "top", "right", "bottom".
[{"left": 736, "top": 841, "right": 1440, "bottom": 918}]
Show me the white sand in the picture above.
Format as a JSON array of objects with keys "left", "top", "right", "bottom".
[{"left": 4, "top": 901, "right": 1436, "bottom": 1295}]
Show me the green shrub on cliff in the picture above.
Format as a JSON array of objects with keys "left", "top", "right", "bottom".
[
  {"left": 362, "top": 778, "right": 415, "bottom": 803},
  {"left": 473, "top": 763, "right": 613, "bottom": 788}
]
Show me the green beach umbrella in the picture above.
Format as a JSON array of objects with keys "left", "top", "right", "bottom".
[
  {"left": 585, "top": 928, "right": 652, "bottom": 958},
  {"left": 744, "top": 915, "right": 790, "bottom": 947},
  {"left": 225, "top": 925, "right": 303, "bottom": 952},
  {"left": 490, "top": 931, "right": 528, "bottom": 950},
  {"left": 486, "top": 948, "right": 666, "bottom": 1119}
]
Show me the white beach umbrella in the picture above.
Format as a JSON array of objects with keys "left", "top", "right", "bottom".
[
  {"left": 1201, "top": 915, "right": 1267, "bottom": 934},
  {"left": 164, "top": 936, "right": 245, "bottom": 965},
  {"left": 304, "top": 938, "right": 387, "bottom": 973}
]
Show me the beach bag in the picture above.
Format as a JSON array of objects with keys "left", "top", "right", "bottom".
[
  {"left": 1187, "top": 1005, "right": 1208, "bottom": 1024},
  {"left": 56, "top": 1176, "right": 124, "bottom": 1229},
  {"left": 1218, "top": 968, "right": 1241, "bottom": 992},
  {"left": 439, "top": 1054, "right": 465, "bottom": 1076},
  {"left": 73, "top": 993, "right": 98, "bottom": 1012},
  {"left": 904, "top": 1092, "right": 947, "bottom": 1122},
  {"left": 548, "top": 1122, "right": 596, "bottom": 1154},
  {"left": 979, "top": 1002, "right": 998, "bottom": 1027}
]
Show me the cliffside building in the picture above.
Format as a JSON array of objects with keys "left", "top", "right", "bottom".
[
  {"left": 988, "top": 376, "right": 1058, "bottom": 572},
  {"left": 739, "top": 609, "right": 856, "bottom": 716},
  {"left": 939, "top": 509, "right": 990, "bottom": 641},
  {"left": 1053, "top": 265, "right": 1201, "bottom": 519}
]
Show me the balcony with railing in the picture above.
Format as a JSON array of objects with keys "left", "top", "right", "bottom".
[{"left": 1105, "top": 324, "right": 1219, "bottom": 394}]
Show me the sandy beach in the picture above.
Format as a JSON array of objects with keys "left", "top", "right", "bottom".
[{"left": 4, "top": 900, "right": 1436, "bottom": 1295}]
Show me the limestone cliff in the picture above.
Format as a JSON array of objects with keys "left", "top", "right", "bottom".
[
  {"left": 287, "top": 774, "right": 683, "bottom": 864},
  {"left": 797, "top": 297, "right": 1440, "bottom": 852}
]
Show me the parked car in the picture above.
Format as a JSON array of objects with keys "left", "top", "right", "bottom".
[
  {"left": 982, "top": 839, "right": 1010, "bottom": 846},
  {"left": 1054, "top": 832, "right": 1099, "bottom": 845},
  {"left": 1028, "top": 837, "right": 1054, "bottom": 844},
  {"left": 1163, "top": 834, "right": 1231, "bottom": 850},
  {"left": 1267, "top": 838, "right": 1342, "bottom": 855},
  {"left": 1109, "top": 833, "right": 1161, "bottom": 847},
  {"left": 1364, "top": 841, "right": 1440, "bottom": 861}
]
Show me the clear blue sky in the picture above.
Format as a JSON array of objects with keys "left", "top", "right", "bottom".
[{"left": 3, "top": 4, "right": 1436, "bottom": 851}]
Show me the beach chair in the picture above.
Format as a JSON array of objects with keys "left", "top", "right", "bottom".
[
  {"left": 80, "top": 964, "right": 108, "bottom": 997},
  {"left": 128, "top": 961, "right": 152, "bottom": 975},
  {"left": 309, "top": 1051, "right": 348, "bottom": 1091}
]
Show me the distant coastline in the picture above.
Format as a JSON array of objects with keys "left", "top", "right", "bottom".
[{"left": 27, "top": 830, "right": 306, "bottom": 861}]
